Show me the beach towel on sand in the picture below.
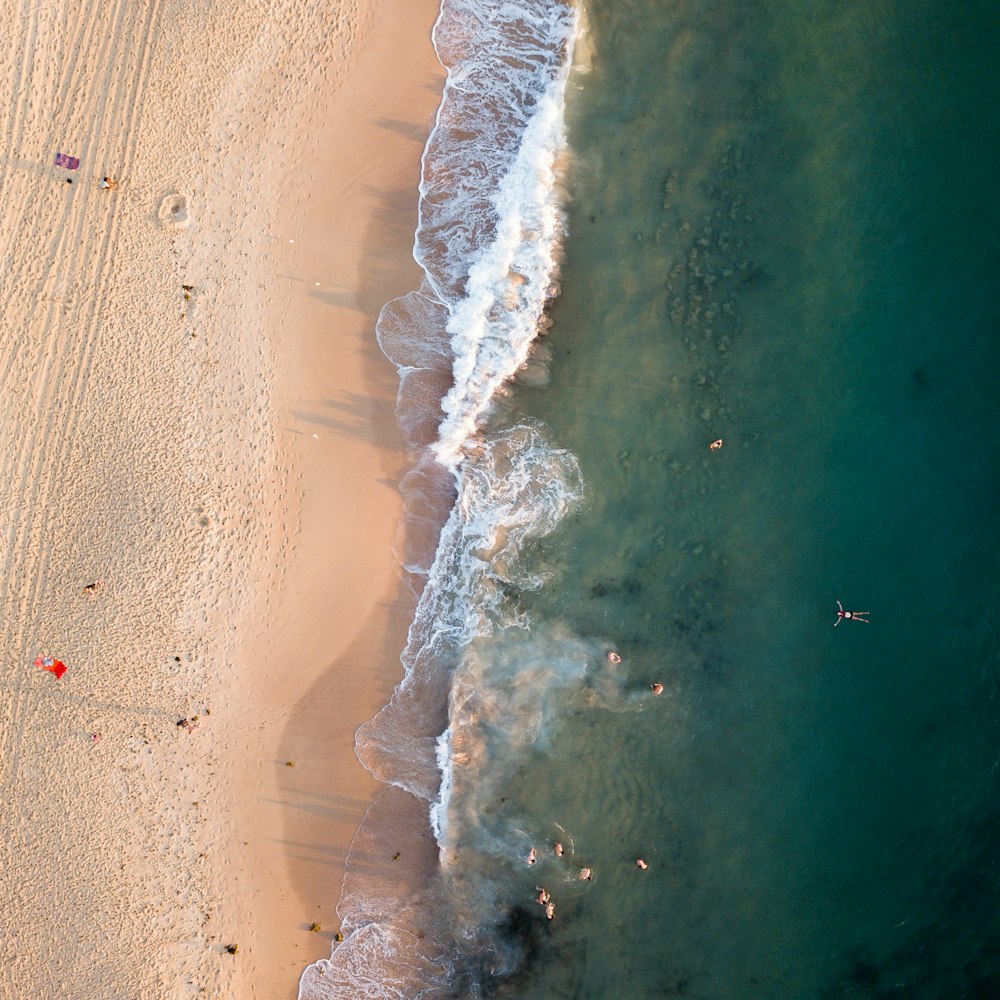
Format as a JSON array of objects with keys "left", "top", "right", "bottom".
[{"left": 34, "top": 655, "right": 67, "bottom": 679}]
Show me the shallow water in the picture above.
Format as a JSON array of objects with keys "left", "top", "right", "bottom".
[{"left": 304, "top": 0, "right": 1000, "bottom": 996}]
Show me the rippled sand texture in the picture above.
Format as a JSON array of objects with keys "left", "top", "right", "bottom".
[{"left": 0, "top": 1, "right": 443, "bottom": 998}]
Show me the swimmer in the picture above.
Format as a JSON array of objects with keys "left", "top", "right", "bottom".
[
  {"left": 545, "top": 901, "right": 555, "bottom": 920},
  {"left": 636, "top": 858, "right": 648, "bottom": 870},
  {"left": 527, "top": 847, "right": 537, "bottom": 866},
  {"left": 607, "top": 651, "right": 622, "bottom": 664},
  {"left": 554, "top": 842, "right": 564, "bottom": 858},
  {"left": 650, "top": 682, "right": 664, "bottom": 696},
  {"left": 709, "top": 438, "right": 723, "bottom": 451},
  {"left": 536, "top": 888, "right": 550, "bottom": 905},
  {"left": 834, "top": 600, "right": 869, "bottom": 626},
  {"left": 578, "top": 867, "right": 592, "bottom": 881}
]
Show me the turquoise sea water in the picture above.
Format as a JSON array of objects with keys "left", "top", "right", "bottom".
[
  {"left": 302, "top": 1, "right": 1000, "bottom": 997},
  {"left": 488, "top": 0, "right": 1000, "bottom": 995}
]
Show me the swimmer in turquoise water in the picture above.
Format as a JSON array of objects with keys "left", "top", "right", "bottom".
[{"left": 835, "top": 600, "right": 869, "bottom": 626}]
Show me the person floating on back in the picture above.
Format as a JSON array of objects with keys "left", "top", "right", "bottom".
[{"left": 835, "top": 600, "right": 869, "bottom": 626}]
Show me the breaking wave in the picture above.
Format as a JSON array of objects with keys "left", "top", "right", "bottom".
[{"left": 300, "top": 2, "right": 582, "bottom": 997}]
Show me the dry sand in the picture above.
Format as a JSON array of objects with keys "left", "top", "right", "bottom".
[{"left": 0, "top": 1, "right": 443, "bottom": 998}]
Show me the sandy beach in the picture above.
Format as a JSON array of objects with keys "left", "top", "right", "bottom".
[{"left": 0, "top": 1, "right": 443, "bottom": 998}]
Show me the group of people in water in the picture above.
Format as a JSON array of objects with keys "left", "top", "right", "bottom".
[
  {"left": 523, "top": 607, "right": 865, "bottom": 923},
  {"left": 527, "top": 839, "right": 649, "bottom": 922},
  {"left": 523, "top": 648, "right": 661, "bottom": 922},
  {"left": 607, "top": 649, "right": 664, "bottom": 696}
]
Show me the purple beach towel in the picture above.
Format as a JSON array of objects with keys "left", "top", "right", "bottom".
[{"left": 54, "top": 152, "right": 80, "bottom": 169}]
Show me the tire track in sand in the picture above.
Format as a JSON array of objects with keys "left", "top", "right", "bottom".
[
  {"left": 0, "top": 0, "right": 138, "bottom": 629},
  {"left": 0, "top": 0, "right": 164, "bottom": 812}
]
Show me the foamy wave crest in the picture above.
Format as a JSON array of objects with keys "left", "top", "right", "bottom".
[
  {"left": 299, "top": 786, "right": 464, "bottom": 1000},
  {"left": 380, "top": 0, "right": 577, "bottom": 473},
  {"left": 300, "top": 1, "right": 579, "bottom": 997},
  {"left": 298, "top": 925, "right": 445, "bottom": 1000},
  {"left": 357, "top": 422, "right": 584, "bottom": 803},
  {"left": 415, "top": 0, "right": 577, "bottom": 302},
  {"left": 306, "top": 422, "right": 584, "bottom": 998},
  {"left": 431, "top": 65, "right": 571, "bottom": 468}
]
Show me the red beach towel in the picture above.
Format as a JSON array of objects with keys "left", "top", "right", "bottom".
[{"left": 34, "top": 655, "right": 67, "bottom": 679}]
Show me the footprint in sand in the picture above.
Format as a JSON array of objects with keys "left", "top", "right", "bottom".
[{"left": 158, "top": 192, "right": 190, "bottom": 229}]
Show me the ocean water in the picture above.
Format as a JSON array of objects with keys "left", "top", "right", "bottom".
[{"left": 301, "top": 0, "right": 1000, "bottom": 997}]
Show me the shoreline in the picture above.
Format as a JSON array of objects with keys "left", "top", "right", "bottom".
[
  {"left": 225, "top": 0, "right": 446, "bottom": 990},
  {"left": 0, "top": 1, "right": 444, "bottom": 997}
]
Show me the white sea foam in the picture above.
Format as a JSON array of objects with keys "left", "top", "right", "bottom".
[
  {"left": 431, "top": 67, "right": 572, "bottom": 468},
  {"left": 298, "top": 924, "right": 451, "bottom": 1000},
  {"left": 301, "top": 2, "right": 580, "bottom": 997},
  {"left": 356, "top": 422, "right": 584, "bottom": 803},
  {"left": 424, "top": 423, "right": 586, "bottom": 844},
  {"left": 379, "top": 0, "right": 577, "bottom": 471}
]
